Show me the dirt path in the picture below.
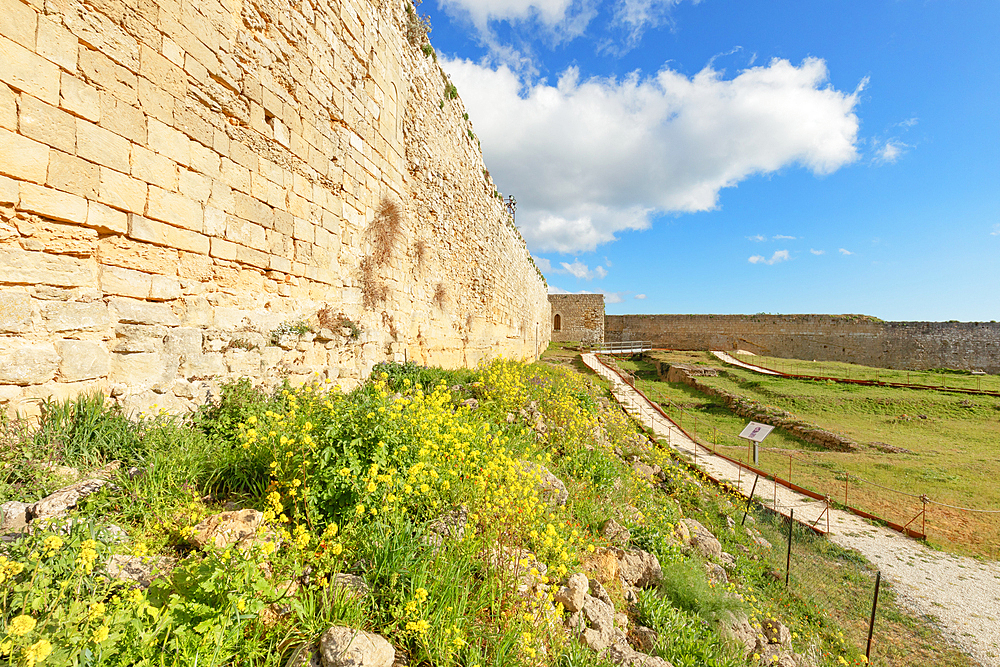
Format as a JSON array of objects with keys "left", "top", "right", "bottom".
[
  {"left": 583, "top": 353, "right": 1000, "bottom": 667},
  {"left": 711, "top": 350, "right": 781, "bottom": 375}
]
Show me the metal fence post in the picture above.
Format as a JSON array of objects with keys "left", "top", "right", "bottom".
[
  {"left": 785, "top": 509, "right": 794, "bottom": 586},
  {"left": 867, "top": 571, "right": 882, "bottom": 660},
  {"left": 742, "top": 475, "right": 759, "bottom": 526}
]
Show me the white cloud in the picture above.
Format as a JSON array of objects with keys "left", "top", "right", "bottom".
[
  {"left": 874, "top": 139, "right": 909, "bottom": 165},
  {"left": 748, "top": 250, "right": 790, "bottom": 265},
  {"left": 533, "top": 256, "right": 553, "bottom": 272},
  {"left": 747, "top": 234, "right": 766, "bottom": 242},
  {"left": 810, "top": 248, "right": 825, "bottom": 255},
  {"left": 773, "top": 234, "right": 796, "bottom": 240},
  {"left": 839, "top": 248, "right": 853, "bottom": 255},
  {"left": 991, "top": 224, "right": 1000, "bottom": 237},
  {"left": 445, "top": 56, "right": 863, "bottom": 253},
  {"left": 554, "top": 260, "right": 608, "bottom": 280},
  {"left": 635, "top": 293, "right": 647, "bottom": 299}
]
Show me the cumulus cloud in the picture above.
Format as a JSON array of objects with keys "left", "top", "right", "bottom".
[
  {"left": 748, "top": 250, "right": 790, "bottom": 265},
  {"left": 839, "top": 248, "right": 853, "bottom": 255},
  {"left": 747, "top": 234, "right": 766, "bottom": 242},
  {"left": 635, "top": 293, "right": 647, "bottom": 299},
  {"left": 533, "top": 256, "right": 553, "bottom": 272},
  {"left": 549, "top": 259, "right": 609, "bottom": 280},
  {"left": 874, "top": 139, "right": 909, "bottom": 165},
  {"left": 773, "top": 234, "right": 796, "bottom": 240},
  {"left": 445, "top": 56, "right": 864, "bottom": 253},
  {"left": 810, "top": 248, "right": 825, "bottom": 255}
]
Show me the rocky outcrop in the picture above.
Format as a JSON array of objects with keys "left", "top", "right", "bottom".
[
  {"left": 188, "top": 509, "right": 270, "bottom": 551},
  {"left": 319, "top": 627, "right": 395, "bottom": 667}
]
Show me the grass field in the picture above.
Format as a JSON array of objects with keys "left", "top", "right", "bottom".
[
  {"left": 616, "top": 350, "right": 1000, "bottom": 559},
  {"left": 731, "top": 352, "right": 1000, "bottom": 394}
]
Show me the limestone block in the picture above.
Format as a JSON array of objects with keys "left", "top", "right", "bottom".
[
  {"left": 19, "top": 94, "right": 76, "bottom": 154},
  {"left": 147, "top": 117, "right": 190, "bottom": 166},
  {"left": 0, "top": 248, "right": 96, "bottom": 287},
  {"left": 203, "top": 206, "right": 226, "bottom": 236},
  {"left": 181, "top": 296, "right": 213, "bottom": 326},
  {"left": 99, "top": 93, "right": 145, "bottom": 145},
  {"left": 147, "top": 186, "right": 203, "bottom": 232},
  {"left": 112, "top": 324, "right": 166, "bottom": 353},
  {"left": 111, "top": 297, "right": 179, "bottom": 327},
  {"left": 149, "top": 275, "right": 181, "bottom": 301},
  {"left": 179, "top": 169, "right": 212, "bottom": 203},
  {"left": 56, "top": 339, "right": 108, "bottom": 381},
  {"left": 177, "top": 250, "right": 212, "bottom": 281},
  {"left": 128, "top": 214, "right": 209, "bottom": 255},
  {"left": 0, "top": 344, "right": 59, "bottom": 384},
  {"left": 164, "top": 328, "right": 202, "bottom": 358},
  {"left": 87, "top": 201, "right": 128, "bottom": 234},
  {"left": 99, "top": 166, "right": 147, "bottom": 214},
  {"left": 0, "top": 84, "right": 14, "bottom": 131},
  {"left": 59, "top": 73, "right": 100, "bottom": 122},
  {"left": 0, "top": 0, "right": 36, "bottom": 49},
  {"left": 181, "top": 352, "right": 226, "bottom": 379},
  {"left": 18, "top": 182, "right": 88, "bottom": 224},
  {"left": 101, "top": 264, "right": 151, "bottom": 298},
  {"left": 137, "top": 77, "right": 174, "bottom": 124},
  {"left": 108, "top": 351, "right": 167, "bottom": 388},
  {"left": 0, "top": 127, "right": 49, "bottom": 184},
  {"left": 0, "top": 290, "right": 31, "bottom": 333},
  {"left": 47, "top": 151, "right": 99, "bottom": 199},
  {"left": 226, "top": 349, "right": 261, "bottom": 375},
  {"left": 44, "top": 301, "right": 109, "bottom": 332},
  {"left": 99, "top": 235, "right": 179, "bottom": 274},
  {"left": 36, "top": 15, "right": 77, "bottom": 72},
  {"left": 0, "top": 34, "right": 60, "bottom": 105},
  {"left": 76, "top": 118, "right": 131, "bottom": 173}
]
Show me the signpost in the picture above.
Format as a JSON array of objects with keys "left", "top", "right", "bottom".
[{"left": 739, "top": 421, "right": 775, "bottom": 465}]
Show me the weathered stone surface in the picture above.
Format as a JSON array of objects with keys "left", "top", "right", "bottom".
[
  {"left": 762, "top": 618, "right": 792, "bottom": 645},
  {"left": 681, "top": 518, "right": 723, "bottom": 559},
  {"left": 27, "top": 478, "right": 109, "bottom": 521},
  {"left": 0, "top": 291, "right": 31, "bottom": 333},
  {"left": 44, "top": 301, "right": 110, "bottom": 332},
  {"left": 605, "top": 642, "right": 674, "bottom": 667},
  {"left": 0, "top": 344, "right": 59, "bottom": 385},
  {"left": 554, "top": 572, "right": 589, "bottom": 613},
  {"left": 110, "top": 297, "right": 180, "bottom": 326},
  {"left": 631, "top": 626, "right": 658, "bottom": 653},
  {"left": 577, "top": 594, "right": 616, "bottom": 651},
  {"left": 106, "top": 554, "right": 175, "bottom": 587},
  {"left": 56, "top": 339, "right": 109, "bottom": 381},
  {"left": 518, "top": 460, "right": 568, "bottom": 505},
  {"left": 319, "top": 626, "right": 395, "bottom": 667},
  {"left": 188, "top": 509, "right": 268, "bottom": 550},
  {"left": 601, "top": 518, "right": 631, "bottom": 545},
  {"left": 331, "top": 574, "right": 370, "bottom": 599},
  {"left": 0, "top": 501, "right": 30, "bottom": 533},
  {"left": 617, "top": 549, "right": 662, "bottom": 589},
  {"left": 705, "top": 562, "right": 728, "bottom": 586}
]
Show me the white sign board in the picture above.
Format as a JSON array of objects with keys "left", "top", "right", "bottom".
[{"left": 739, "top": 422, "right": 775, "bottom": 443}]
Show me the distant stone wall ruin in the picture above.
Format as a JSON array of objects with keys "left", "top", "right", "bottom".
[
  {"left": 0, "top": 0, "right": 550, "bottom": 416},
  {"left": 606, "top": 314, "right": 1000, "bottom": 373},
  {"left": 548, "top": 294, "right": 604, "bottom": 346}
]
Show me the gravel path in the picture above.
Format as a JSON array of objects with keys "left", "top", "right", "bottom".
[
  {"left": 711, "top": 350, "right": 781, "bottom": 375},
  {"left": 583, "top": 353, "right": 1000, "bottom": 666}
]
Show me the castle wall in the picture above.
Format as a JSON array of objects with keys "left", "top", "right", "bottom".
[
  {"left": 605, "top": 314, "right": 1000, "bottom": 373},
  {"left": 0, "top": 0, "right": 550, "bottom": 416},
  {"left": 548, "top": 293, "right": 604, "bottom": 346}
]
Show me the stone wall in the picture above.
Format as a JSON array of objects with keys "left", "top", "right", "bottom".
[
  {"left": 548, "top": 294, "right": 604, "bottom": 346},
  {"left": 0, "top": 0, "right": 550, "bottom": 416},
  {"left": 605, "top": 314, "right": 1000, "bottom": 373}
]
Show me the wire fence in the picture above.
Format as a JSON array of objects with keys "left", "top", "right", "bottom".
[
  {"left": 594, "top": 354, "right": 1000, "bottom": 559},
  {"left": 730, "top": 352, "right": 1000, "bottom": 396}
]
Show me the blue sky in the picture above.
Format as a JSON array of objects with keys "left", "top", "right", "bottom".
[{"left": 422, "top": 0, "right": 1000, "bottom": 321}]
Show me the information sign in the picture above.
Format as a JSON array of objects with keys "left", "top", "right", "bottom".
[{"left": 738, "top": 421, "right": 774, "bottom": 443}]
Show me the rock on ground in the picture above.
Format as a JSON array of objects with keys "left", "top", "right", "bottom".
[
  {"left": 681, "top": 518, "right": 722, "bottom": 559},
  {"left": 518, "top": 460, "right": 568, "bottom": 505},
  {"left": 188, "top": 509, "right": 269, "bottom": 550},
  {"left": 605, "top": 642, "right": 674, "bottom": 667},
  {"left": 319, "top": 626, "right": 395, "bottom": 667}
]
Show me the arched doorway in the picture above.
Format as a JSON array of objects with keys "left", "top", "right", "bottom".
[{"left": 553, "top": 313, "right": 561, "bottom": 331}]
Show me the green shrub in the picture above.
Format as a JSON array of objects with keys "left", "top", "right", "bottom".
[{"left": 634, "top": 589, "right": 742, "bottom": 667}]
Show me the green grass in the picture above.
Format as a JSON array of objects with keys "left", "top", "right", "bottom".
[
  {"left": 640, "top": 350, "right": 1000, "bottom": 558},
  {"left": 732, "top": 352, "right": 1000, "bottom": 393},
  {"left": 0, "top": 357, "right": 977, "bottom": 667}
]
